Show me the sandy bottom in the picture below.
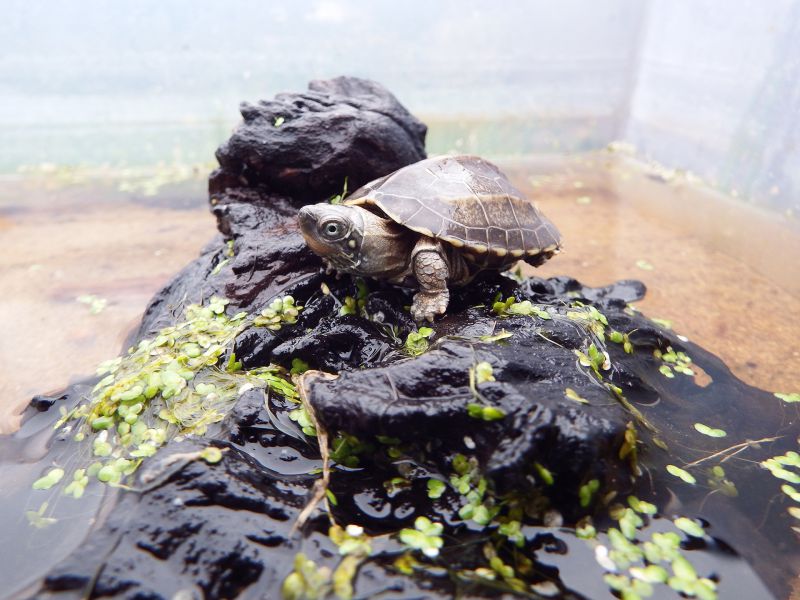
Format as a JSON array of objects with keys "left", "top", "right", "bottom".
[
  {"left": 0, "top": 154, "right": 798, "bottom": 433},
  {"left": 511, "top": 153, "right": 800, "bottom": 395},
  {"left": 0, "top": 177, "right": 216, "bottom": 433}
]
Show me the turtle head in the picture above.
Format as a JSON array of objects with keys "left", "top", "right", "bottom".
[{"left": 298, "top": 204, "right": 365, "bottom": 271}]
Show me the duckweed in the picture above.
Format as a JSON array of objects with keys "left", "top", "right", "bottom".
[
  {"left": 707, "top": 465, "right": 738, "bottom": 497},
  {"left": 579, "top": 479, "right": 600, "bottom": 508},
  {"left": 199, "top": 446, "right": 223, "bottom": 464},
  {"left": 289, "top": 405, "right": 317, "bottom": 437},
  {"left": 588, "top": 500, "right": 718, "bottom": 600},
  {"left": 693, "top": 423, "right": 726, "bottom": 438},
  {"left": 404, "top": 326, "right": 434, "bottom": 356},
  {"left": 25, "top": 501, "right": 58, "bottom": 529},
  {"left": 339, "top": 278, "right": 368, "bottom": 316},
  {"left": 254, "top": 295, "right": 303, "bottom": 330},
  {"left": 673, "top": 517, "right": 705, "bottom": 538},
  {"left": 32, "top": 467, "right": 65, "bottom": 490},
  {"left": 774, "top": 392, "right": 800, "bottom": 403},
  {"left": 426, "top": 478, "right": 446, "bottom": 499},
  {"left": 479, "top": 330, "right": 513, "bottom": 343},
  {"left": 666, "top": 465, "right": 697, "bottom": 485},
  {"left": 565, "top": 387, "right": 589, "bottom": 404},
  {"left": 655, "top": 346, "right": 694, "bottom": 378},
  {"left": 282, "top": 553, "right": 332, "bottom": 600},
  {"left": 534, "top": 462, "right": 554, "bottom": 486},
  {"left": 399, "top": 516, "right": 444, "bottom": 558},
  {"left": 491, "top": 295, "right": 551, "bottom": 319},
  {"left": 31, "top": 295, "right": 300, "bottom": 501}
]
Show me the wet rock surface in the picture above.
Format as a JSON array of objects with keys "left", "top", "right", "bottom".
[
  {"left": 211, "top": 76, "right": 427, "bottom": 200},
  {"left": 3, "top": 78, "right": 797, "bottom": 599}
]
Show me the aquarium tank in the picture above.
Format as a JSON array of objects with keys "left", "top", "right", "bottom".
[{"left": 0, "top": 2, "right": 798, "bottom": 600}]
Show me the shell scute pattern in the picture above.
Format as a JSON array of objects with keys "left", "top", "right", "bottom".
[{"left": 345, "top": 155, "right": 561, "bottom": 263}]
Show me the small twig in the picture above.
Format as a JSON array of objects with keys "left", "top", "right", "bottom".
[
  {"left": 682, "top": 436, "right": 782, "bottom": 469},
  {"left": 291, "top": 371, "right": 337, "bottom": 534}
]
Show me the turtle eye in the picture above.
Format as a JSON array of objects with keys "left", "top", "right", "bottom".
[{"left": 320, "top": 219, "right": 346, "bottom": 240}]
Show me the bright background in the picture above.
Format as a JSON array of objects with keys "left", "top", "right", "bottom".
[{"left": 2, "top": 0, "right": 799, "bottom": 212}]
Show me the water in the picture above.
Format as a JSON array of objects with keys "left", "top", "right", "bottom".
[{"left": 0, "top": 151, "right": 798, "bottom": 597}]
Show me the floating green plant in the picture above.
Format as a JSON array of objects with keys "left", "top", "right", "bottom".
[
  {"left": 707, "top": 465, "right": 738, "bottom": 497},
  {"left": 565, "top": 387, "right": 589, "bottom": 404},
  {"left": 774, "top": 392, "right": 800, "bottom": 403},
  {"left": 31, "top": 296, "right": 299, "bottom": 501},
  {"left": 404, "top": 326, "right": 434, "bottom": 356},
  {"left": 608, "top": 329, "right": 634, "bottom": 353},
  {"left": 673, "top": 517, "right": 705, "bottom": 538},
  {"left": 567, "top": 302, "right": 608, "bottom": 339},
  {"left": 289, "top": 405, "right": 317, "bottom": 437},
  {"left": 282, "top": 553, "right": 332, "bottom": 600},
  {"left": 290, "top": 358, "right": 310, "bottom": 375},
  {"left": 254, "top": 295, "right": 303, "bottom": 330},
  {"left": 479, "top": 329, "right": 513, "bottom": 343},
  {"left": 449, "top": 454, "right": 499, "bottom": 526},
  {"left": 210, "top": 258, "right": 230, "bottom": 276},
  {"left": 427, "top": 478, "right": 446, "bottom": 499},
  {"left": 693, "top": 423, "right": 726, "bottom": 438},
  {"left": 338, "top": 278, "right": 368, "bottom": 316},
  {"left": 666, "top": 464, "right": 696, "bottom": 485},
  {"left": 655, "top": 346, "right": 694, "bottom": 378},
  {"left": 650, "top": 317, "right": 673, "bottom": 329},
  {"left": 491, "top": 295, "right": 551, "bottom": 319},
  {"left": 467, "top": 362, "right": 505, "bottom": 421},
  {"left": 579, "top": 479, "right": 600, "bottom": 508},
  {"left": 32, "top": 467, "right": 64, "bottom": 490},
  {"left": 587, "top": 499, "right": 718, "bottom": 600},
  {"left": 399, "top": 516, "right": 444, "bottom": 558},
  {"left": 761, "top": 450, "right": 800, "bottom": 485},
  {"left": 329, "top": 177, "right": 349, "bottom": 205},
  {"left": 575, "top": 342, "right": 610, "bottom": 375}
]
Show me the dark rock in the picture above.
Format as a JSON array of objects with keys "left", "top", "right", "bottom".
[{"left": 211, "top": 76, "right": 427, "bottom": 200}]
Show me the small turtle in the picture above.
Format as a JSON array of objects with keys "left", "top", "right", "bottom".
[{"left": 298, "top": 155, "right": 561, "bottom": 321}]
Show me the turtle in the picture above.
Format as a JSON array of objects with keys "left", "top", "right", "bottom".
[{"left": 298, "top": 154, "right": 562, "bottom": 321}]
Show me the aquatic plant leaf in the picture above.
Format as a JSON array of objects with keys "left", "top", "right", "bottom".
[
  {"left": 693, "top": 423, "right": 726, "bottom": 438},
  {"left": 479, "top": 330, "right": 513, "bottom": 343},
  {"left": 666, "top": 465, "right": 696, "bottom": 484},
  {"left": 32, "top": 467, "right": 65, "bottom": 490},
  {"left": 674, "top": 517, "right": 705, "bottom": 538},
  {"left": 427, "top": 479, "right": 445, "bottom": 499},
  {"left": 474, "top": 361, "right": 495, "bottom": 385},
  {"left": 200, "top": 447, "right": 223, "bottom": 464},
  {"left": 774, "top": 392, "right": 800, "bottom": 403},
  {"left": 565, "top": 387, "right": 589, "bottom": 404}
]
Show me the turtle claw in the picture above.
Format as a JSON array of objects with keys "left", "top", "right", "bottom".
[{"left": 411, "top": 290, "right": 449, "bottom": 322}]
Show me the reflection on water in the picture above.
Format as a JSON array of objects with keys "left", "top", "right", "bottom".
[{"left": 0, "top": 151, "right": 798, "bottom": 597}]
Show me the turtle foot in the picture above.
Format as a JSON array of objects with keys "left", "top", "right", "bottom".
[{"left": 411, "top": 290, "right": 449, "bottom": 322}]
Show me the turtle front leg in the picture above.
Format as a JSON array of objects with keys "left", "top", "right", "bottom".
[{"left": 411, "top": 238, "right": 450, "bottom": 322}]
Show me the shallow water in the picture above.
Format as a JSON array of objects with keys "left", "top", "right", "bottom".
[
  {"left": 0, "top": 153, "right": 798, "bottom": 597},
  {"left": 1, "top": 152, "right": 797, "bottom": 434}
]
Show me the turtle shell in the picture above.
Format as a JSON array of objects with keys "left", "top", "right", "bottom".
[{"left": 344, "top": 155, "right": 561, "bottom": 267}]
